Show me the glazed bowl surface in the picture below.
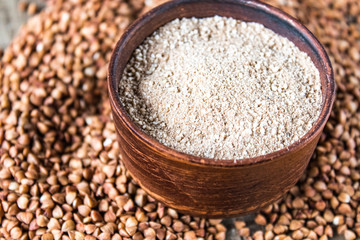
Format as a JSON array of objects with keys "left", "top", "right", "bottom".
[{"left": 108, "top": 0, "right": 335, "bottom": 218}]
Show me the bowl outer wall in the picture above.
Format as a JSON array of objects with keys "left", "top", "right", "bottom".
[{"left": 107, "top": 0, "right": 335, "bottom": 217}]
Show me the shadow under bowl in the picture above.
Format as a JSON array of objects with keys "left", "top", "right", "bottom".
[{"left": 108, "top": 0, "right": 335, "bottom": 218}]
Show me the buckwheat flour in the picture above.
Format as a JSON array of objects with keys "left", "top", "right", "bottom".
[{"left": 119, "top": 16, "right": 322, "bottom": 160}]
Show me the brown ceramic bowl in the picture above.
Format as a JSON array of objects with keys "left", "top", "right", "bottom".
[{"left": 108, "top": 0, "right": 335, "bottom": 218}]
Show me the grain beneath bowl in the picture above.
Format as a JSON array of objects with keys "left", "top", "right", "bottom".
[{"left": 119, "top": 16, "right": 322, "bottom": 160}]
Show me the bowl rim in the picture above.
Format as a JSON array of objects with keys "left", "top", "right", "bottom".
[{"left": 108, "top": 0, "right": 335, "bottom": 167}]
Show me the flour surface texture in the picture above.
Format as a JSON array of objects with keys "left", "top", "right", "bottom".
[{"left": 119, "top": 16, "right": 322, "bottom": 160}]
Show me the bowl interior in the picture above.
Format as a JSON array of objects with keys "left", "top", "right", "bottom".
[{"left": 108, "top": 0, "right": 335, "bottom": 166}]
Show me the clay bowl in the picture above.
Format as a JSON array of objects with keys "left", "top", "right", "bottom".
[{"left": 108, "top": 0, "right": 335, "bottom": 218}]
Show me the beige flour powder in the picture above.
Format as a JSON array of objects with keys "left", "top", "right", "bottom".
[{"left": 119, "top": 16, "right": 322, "bottom": 160}]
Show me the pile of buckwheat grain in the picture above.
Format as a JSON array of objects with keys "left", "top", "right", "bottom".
[
  {"left": 18, "top": 1, "right": 42, "bottom": 16},
  {"left": 231, "top": 0, "right": 360, "bottom": 239},
  {"left": 119, "top": 16, "right": 322, "bottom": 160},
  {"left": 0, "top": 0, "right": 226, "bottom": 240},
  {"left": 1, "top": 0, "right": 360, "bottom": 239}
]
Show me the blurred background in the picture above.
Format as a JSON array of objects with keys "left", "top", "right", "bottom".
[{"left": 0, "top": 0, "right": 45, "bottom": 49}]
